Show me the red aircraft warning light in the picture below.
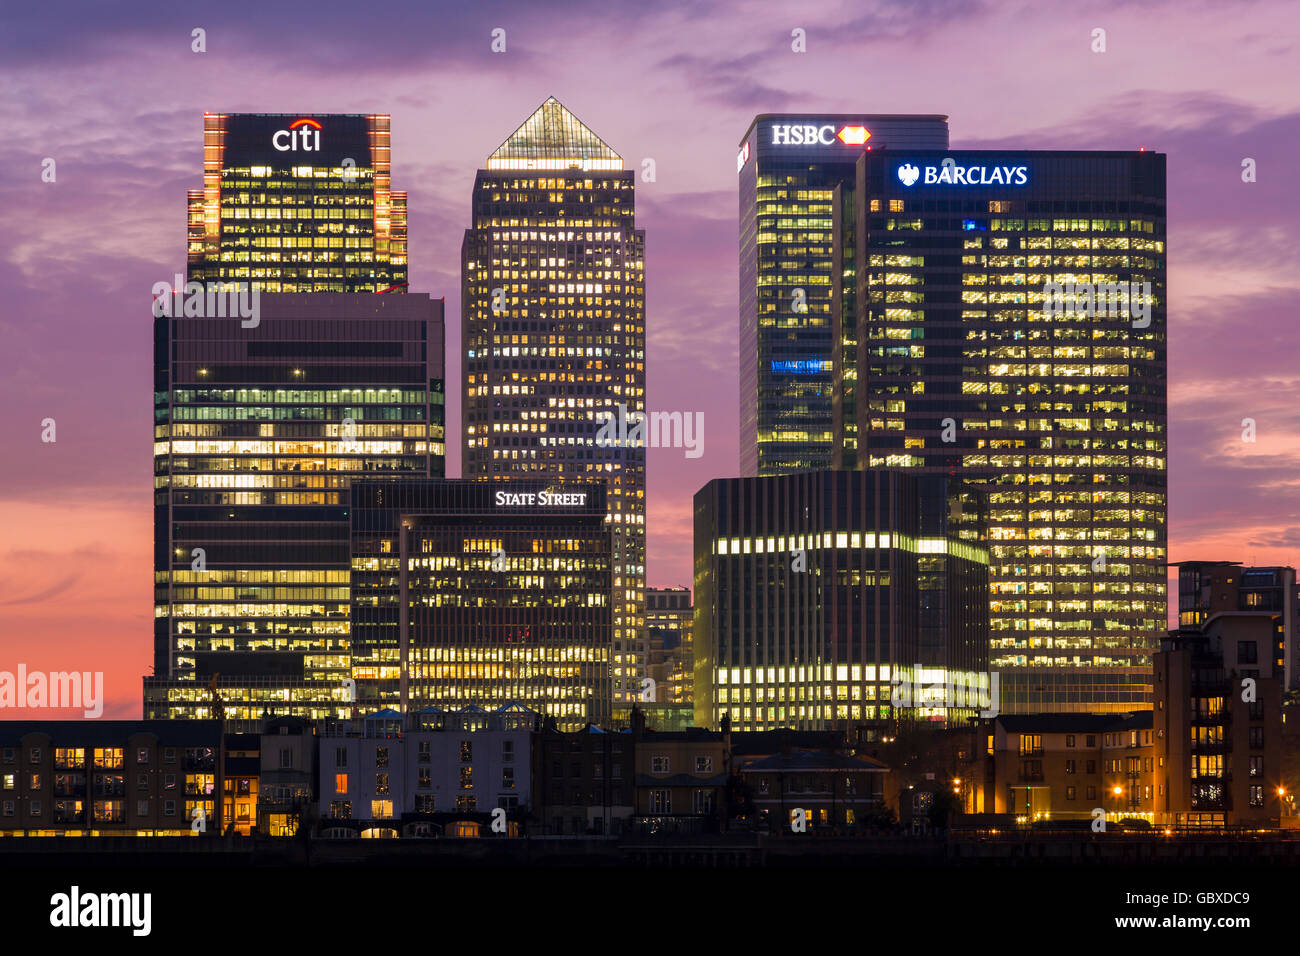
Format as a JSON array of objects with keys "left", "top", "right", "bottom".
[{"left": 837, "top": 125, "right": 871, "bottom": 145}]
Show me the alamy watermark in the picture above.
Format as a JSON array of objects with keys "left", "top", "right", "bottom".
[
  {"left": 595, "top": 403, "right": 703, "bottom": 459},
  {"left": 0, "top": 665, "right": 104, "bottom": 718},
  {"left": 890, "top": 672, "right": 999, "bottom": 718},
  {"left": 152, "top": 275, "right": 260, "bottom": 328},
  {"left": 50, "top": 886, "right": 151, "bottom": 936},
  {"left": 1041, "top": 280, "right": 1151, "bottom": 328}
]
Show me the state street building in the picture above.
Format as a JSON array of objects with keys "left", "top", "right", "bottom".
[
  {"left": 349, "top": 480, "right": 613, "bottom": 730},
  {"left": 462, "top": 98, "right": 647, "bottom": 707}
]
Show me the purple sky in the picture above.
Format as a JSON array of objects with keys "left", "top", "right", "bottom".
[{"left": 1, "top": 0, "right": 1298, "bottom": 717}]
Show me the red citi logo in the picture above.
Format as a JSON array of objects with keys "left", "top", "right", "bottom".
[{"left": 273, "top": 117, "right": 322, "bottom": 152}]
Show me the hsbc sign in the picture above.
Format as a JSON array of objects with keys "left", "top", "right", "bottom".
[{"left": 770, "top": 123, "right": 870, "bottom": 146}]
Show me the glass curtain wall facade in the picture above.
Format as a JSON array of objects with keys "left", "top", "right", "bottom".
[
  {"left": 846, "top": 149, "right": 1167, "bottom": 714},
  {"left": 646, "top": 587, "right": 693, "bottom": 706},
  {"left": 187, "top": 113, "right": 406, "bottom": 292},
  {"left": 693, "top": 470, "right": 989, "bottom": 736},
  {"left": 147, "top": 294, "right": 444, "bottom": 720},
  {"left": 148, "top": 112, "right": 440, "bottom": 722},
  {"left": 350, "top": 480, "right": 612, "bottom": 729},
  {"left": 736, "top": 114, "right": 950, "bottom": 477},
  {"left": 462, "top": 97, "right": 646, "bottom": 705}
]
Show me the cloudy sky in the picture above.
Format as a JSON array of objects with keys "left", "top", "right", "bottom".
[{"left": 1, "top": 0, "right": 1297, "bottom": 717}]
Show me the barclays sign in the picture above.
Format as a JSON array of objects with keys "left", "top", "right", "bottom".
[{"left": 897, "top": 162, "right": 1029, "bottom": 187}]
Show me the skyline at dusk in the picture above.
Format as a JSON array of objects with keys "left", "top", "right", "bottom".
[{"left": 3, "top": 0, "right": 1299, "bottom": 718}]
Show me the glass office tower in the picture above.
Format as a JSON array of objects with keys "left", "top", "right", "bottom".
[
  {"left": 845, "top": 149, "right": 1167, "bottom": 714},
  {"left": 146, "top": 295, "right": 445, "bottom": 721},
  {"left": 736, "top": 114, "right": 950, "bottom": 477},
  {"left": 693, "top": 470, "right": 989, "bottom": 735},
  {"left": 646, "top": 587, "right": 693, "bottom": 706},
  {"left": 147, "top": 113, "right": 442, "bottom": 722},
  {"left": 187, "top": 112, "right": 407, "bottom": 293},
  {"left": 462, "top": 97, "right": 646, "bottom": 704},
  {"left": 350, "top": 480, "right": 612, "bottom": 728}
]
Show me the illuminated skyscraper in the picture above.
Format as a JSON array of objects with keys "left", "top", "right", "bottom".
[
  {"left": 736, "top": 114, "right": 950, "bottom": 477},
  {"left": 462, "top": 97, "right": 646, "bottom": 704},
  {"left": 693, "top": 471, "right": 990, "bottom": 735},
  {"left": 646, "top": 587, "right": 693, "bottom": 706},
  {"left": 844, "top": 149, "right": 1167, "bottom": 714},
  {"left": 146, "top": 294, "right": 445, "bottom": 721},
  {"left": 349, "top": 480, "right": 612, "bottom": 728},
  {"left": 187, "top": 112, "right": 407, "bottom": 293},
  {"left": 147, "top": 112, "right": 441, "bottom": 722}
]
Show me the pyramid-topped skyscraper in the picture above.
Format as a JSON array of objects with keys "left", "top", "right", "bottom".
[
  {"left": 462, "top": 98, "right": 646, "bottom": 723},
  {"left": 486, "top": 96, "right": 623, "bottom": 171}
]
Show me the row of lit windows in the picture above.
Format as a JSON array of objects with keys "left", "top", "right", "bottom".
[
  {"left": 165, "top": 603, "right": 347, "bottom": 618},
  {"left": 159, "top": 440, "right": 407, "bottom": 455},
  {"left": 172, "top": 389, "right": 425, "bottom": 405},
  {"left": 163, "top": 570, "right": 349, "bottom": 584},
  {"left": 223, "top": 166, "right": 376, "bottom": 181},
  {"left": 414, "top": 647, "right": 607, "bottom": 662},
  {"left": 712, "top": 533, "right": 987, "bottom": 564}
]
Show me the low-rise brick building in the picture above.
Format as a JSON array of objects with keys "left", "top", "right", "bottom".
[
  {"left": 632, "top": 724, "right": 728, "bottom": 834},
  {"left": 1155, "top": 612, "right": 1284, "bottom": 826},
  {"left": 738, "top": 749, "right": 887, "bottom": 831},
  {"left": 0, "top": 721, "right": 223, "bottom": 836},
  {"left": 974, "top": 713, "right": 1156, "bottom": 825},
  {"left": 531, "top": 723, "right": 635, "bottom": 836}
]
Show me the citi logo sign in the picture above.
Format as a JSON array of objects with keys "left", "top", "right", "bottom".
[
  {"left": 770, "top": 123, "right": 870, "bottom": 146},
  {"left": 273, "top": 117, "right": 322, "bottom": 152},
  {"left": 897, "top": 162, "right": 1029, "bottom": 186}
]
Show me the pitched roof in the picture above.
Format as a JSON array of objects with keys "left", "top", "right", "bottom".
[
  {"left": 0, "top": 720, "right": 223, "bottom": 747},
  {"left": 996, "top": 712, "right": 1152, "bottom": 733},
  {"left": 486, "top": 97, "right": 622, "bottom": 171},
  {"left": 731, "top": 730, "right": 844, "bottom": 755},
  {"left": 739, "top": 751, "right": 888, "bottom": 773}
]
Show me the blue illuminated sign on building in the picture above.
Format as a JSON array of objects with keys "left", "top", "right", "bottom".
[{"left": 770, "top": 360, "right": 832, "bottom": 374}]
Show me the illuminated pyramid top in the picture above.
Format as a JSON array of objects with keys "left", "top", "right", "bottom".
[{"left": 486, "top": 97, "right": 622, "bottom": 171}]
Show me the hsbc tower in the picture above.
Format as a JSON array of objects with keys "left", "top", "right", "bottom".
[
  {"left": 736, "top": 114, "right": 1167, "bottom": 718},
  {"left": 737, "top": 113, "right": 949, "bottom": 477}
]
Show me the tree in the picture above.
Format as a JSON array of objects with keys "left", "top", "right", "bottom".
[{"left": 927, "top": 788, "right": 963, "bottom": 831}]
